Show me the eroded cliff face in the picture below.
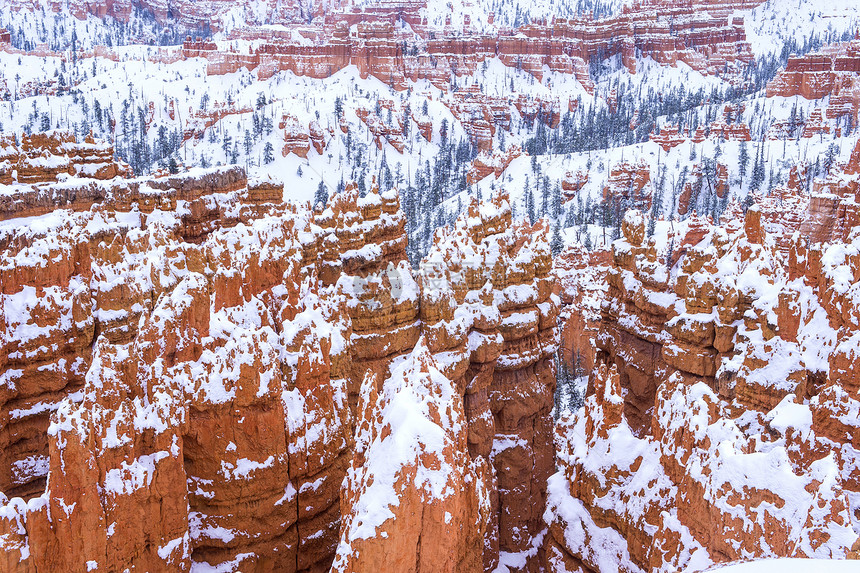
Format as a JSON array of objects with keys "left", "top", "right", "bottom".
[
  {"left": 0, "top": 154, "right": 357, "bottom": 572},
  {"left": 177, "top": 2, "right": 756, "bottom": 98},
  {"left": 767, "top": 40, "right": 860, "bottom": 125},
  {"left": 545, "top": 167, "right": 860, "bottom": 570},
  {"left": 0, "top": 135, "right": 559, "bottom": 572}
]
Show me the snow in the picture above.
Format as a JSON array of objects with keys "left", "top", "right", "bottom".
[
  {"left": 711, "top": 558, "right": 860, "bottom": 572},
  {"left": 338, "top": 339, "right": 460, "bottom": 540},
  {"left": 103, "top": 451, "right": 170, "bottom": 496},
  {"left": 545, "top": 471, "right": 646, "bottom": 573},
  {"left": 744, "top": 0, "right": 860, "bottom": 59}
]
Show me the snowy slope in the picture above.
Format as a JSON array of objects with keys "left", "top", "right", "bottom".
[
  {"left": 711, "top": 559, "right": 860, "bottom": 572},
  {"left": 744, "top": 0, "right": 860, "bottom": 58}
]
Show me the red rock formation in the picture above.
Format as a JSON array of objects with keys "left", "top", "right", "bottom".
[
  {"left": 650, "top": 124, "right": 687, "bottom": 152},
  {"left": 466, "top": 145, "right": 523, "bottom": 185},
  {"left": 554, "top": 245, "right": 611, "bottom": 374},
  {"left": 309, "top": 120, "right": 327, "bottom": 155},
  {"left": 314, "top": 182, "right": 414, "bottom": 412},
  {"left": 281, "top": 114, "right": 311, "bottom": 158},
  {"left": 515, "top": 95, "right": 561, "bottom": 129},
  {"left": 183, "top": 101, "right": 253, "bottom": 142},
  {"left": 0, "top": 131, "right": 130, "bottom": 186},
  {"left": 802, "top": 108, "right": 831, "bottom": 138},
  {"left": 767, "top": 40, "right": 860, "bottom": 125},
  {"left": 603, "top": 159, "right": 653, "bottom": 211},
  {"left": 546, "top": 178, "right": 860, "bottom": 570},
  {"left": 690, "top": 120, "right": 751, "bottom": 143},
  {"left": 331, "top": 341, "right": 492, "bottom": 573},
  {"left": 417, "top": 195, "right": 559, "bottom": 570},
  {"left": 411, "top": 110, "right": 433, "bottom": 142},
  {"left": 561, "top": 170, "right": 589, "bottom": 200},
  {"left": 355, "top": 105, "right": 405, "bottom": 153},
  {"left": 444, "top": 87, "right": 508, "bottom": 153},
  {"left": 677, "top": 161, "right": 729, "bottom": 216},
  {"left": 159, "top": 0, "right": 756, "bottom": 109},
  {"left": 0, "top": 159, "right": 369, "bottom": 572}
]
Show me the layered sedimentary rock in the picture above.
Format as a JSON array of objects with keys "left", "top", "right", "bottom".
[
  {"left": 603, "top": 159, "right": 653, "bottom": 211},
  {"left": 0, "top": 142, "right": 560, "bottom": 571},
  {"left": 170, "top": 0, "right": 758, "bottom": 99},
  {"left": 767, "top": 39, "right": 860, "bottom": 124},
  {"left": 183, "top": 102, "right": 254, "bottom": 142},
  {"left": 0, "top": 131, "right": 130, "bottom": 186},
  {"left": 466, "top": 146, "right": 523, "bottom": 185},
  {"left": 545, "top": 171, "right": 860, "bottom": 570},
  {"left": 677, "top": 161, "right": 729, "bottom": 216},
  {"left": 355, "top": 103, "right": 406, "bottom": 153},
  {"left": 331, "top": 341, "right": 492, "bottom": 573},
  {"left": 561, "top": 170, "right": 589, "bottom": 200},
  {"left": 416, "top": 197, "right": 559, "bottom": 570},
  {"left": 554, "top": 245, "right": 611, "bottom": 374},
  {"left": 0, "top": 158, "right": 361, "bottom": 572},
  {"left": 313, "top": 182, "right": 416, "bottom": 417},
  {"left": 281, "top": 114, "right": 312, "bottom": 158},
  {"left": 319, "top": 188, "right": 559, "bottom": 571}
]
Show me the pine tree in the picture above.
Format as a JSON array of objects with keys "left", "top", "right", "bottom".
[
  {"left": 526, "top": 188, "right": 535, "bottom": 224},
  {"left": 750, "top": 142, "right": 765, "bottom": 191},
  {"left": 263, "top": 142, "right": 274, "bottom": 164},
  {"left": 551, "top": 181, "right": 562, "bottom": 220},
  {"left": 243, "top": 129, "right": 253, "bottom": 159},
  {"left": 551, "top": 224, "right": 564, "bottom": 256},
  {"left": 314, "top": 180, "right": 329, "bottom": 208},
  {"left": 222, "top": 132, "right": 233, "bottom": 160}
]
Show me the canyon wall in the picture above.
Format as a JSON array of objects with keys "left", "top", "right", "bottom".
[
  {"left": 0, "top": 135, "right": 558, "bottom": 572},
  {"left": 767, "top": 40, "right": 860, "bottom": 125},
  {"left": 544, "top": 148, "right": 860, "bottom": 570},
  {"left": 169, "top": 0, "right": 760, "bottom": 95}
]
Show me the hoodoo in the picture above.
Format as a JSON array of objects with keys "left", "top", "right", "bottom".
[{"left": 3, "top": 0, "right": 860, "bottom": 570}]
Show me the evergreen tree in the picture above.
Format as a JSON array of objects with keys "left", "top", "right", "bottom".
[
  {"left": 551, "top": 224, "right": 564, "bottom": 256},
  {"left": 314, "top": 180, "right": 329, "bottom": 208},
  {"left": 526, "top": 188, "right": 535, "bottom": 224},
  {"left": 222, "top": 132, "right": 233, "bottom": 160},
  {"left": 263, "top": 142, "right": 275, "bottom": 164},
  {"left": 243, "top": 129, "right": 253, "bottom": 160}
]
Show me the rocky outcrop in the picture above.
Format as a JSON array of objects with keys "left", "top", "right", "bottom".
[
  {"left": 183, "top": 102, "right": 254, "bottom": 142},
  {"left": 0, "top": 162, "right": 359, "bottom": 572},
  {"left": 355, "top": 104, "right": 405, "bottom": 153},
  {"left": 767, "top": 40, "right": 860, "bottom": 124},
  {"left": 554, "top": 245, "right": 611, "bottom": 374},
  {"left": 650, "top": 124, "right": 688, "bottom": 152},
  {"left": 281, "top": 114, "right": 312, "bottom": 158},
  {"left": 545, "top": 183, "right": 860, "bottom": 570},
  {"left": 331, "top": 340, "right": 492, "bottom": 573},
  {"left": 418, "top": 196, "right": 559, "bottom": 570},
  {"left": 467, "top": 146, "right": 523, "bottom": 185},
  {"left": 314, "top": 182, "right": 415, "bottom": 416},
  {"left": 166, "top": 0, "right": 757, "bottom": 105},
  {"left": 0, "top": 131, "right": 130, "bottom": 186},
  {"left": 603, "top": 159, "right": 653, "bottom": 212},
  {"left": 561, "top": 170, "right": 589, "bottom": 200}
]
